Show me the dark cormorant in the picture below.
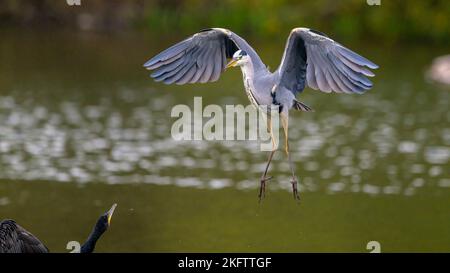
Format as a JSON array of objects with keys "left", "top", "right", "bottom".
[{"left": 0, "top": 203, "right": 117, "bottom": 253}]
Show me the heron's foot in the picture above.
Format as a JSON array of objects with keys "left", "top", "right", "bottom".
[
  {"left": 291, "top": 177, "right": 300, "bottom": 202},
  {"left": 258, "top": 176, "right": 272, "bottom": 202}
]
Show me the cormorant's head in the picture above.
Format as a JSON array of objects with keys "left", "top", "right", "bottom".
[
  {"left": 94, "top": 203, "right": 117, "bottom": 234},
  {"left": 226, "top": 50, "right": 249, "bottom": 68}
]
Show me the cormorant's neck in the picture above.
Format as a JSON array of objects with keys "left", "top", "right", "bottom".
[{"left": 80, "top": 227, "right": 103, "bottom": 253}]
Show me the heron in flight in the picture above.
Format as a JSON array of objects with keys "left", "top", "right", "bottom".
[
  {"left": 143, "top": 28, "right": 378, "bottom": 201},
  {"left": 0, "top": 204, "right": 117, "bottom": 253}
]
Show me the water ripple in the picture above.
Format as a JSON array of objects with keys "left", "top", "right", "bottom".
[{"left": 0, "top": 90, "right": 449, "bottom": 197}]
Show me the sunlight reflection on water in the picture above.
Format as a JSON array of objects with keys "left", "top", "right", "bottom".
[{"left": 0, "top": 83, "right": 449, "bottom": 197}]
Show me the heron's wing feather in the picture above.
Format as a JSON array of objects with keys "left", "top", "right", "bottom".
[
  {"left": 226, "top": 30, "right": 266, "bottom": 71},
  {"left": 277, "top": 28, "right": 378, "bottom": 94},
  {"left": 144, "top": 28, "right": 251, "bottom": 85},
  {"left": 0, "top": 220, "right": 49, "bottom": 253}
]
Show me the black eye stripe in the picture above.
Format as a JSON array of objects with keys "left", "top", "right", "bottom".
[{"left": 233, "top": 50, "right": 247, "bottom": 59}]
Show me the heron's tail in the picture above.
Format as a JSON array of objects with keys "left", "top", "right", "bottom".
[{"left": 293, "top": 100, "right": 314, "bottom": 112}]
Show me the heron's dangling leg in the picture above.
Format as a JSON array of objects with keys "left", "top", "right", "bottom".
[
  {"left": 259, "top": 151, "right": 274, "bottom": 201},
  {"left": 280, "top": 112, "right": 300, "bottom": 201},
  {"left": 259, "top": 115, "right": 276, "bottom": 202}
]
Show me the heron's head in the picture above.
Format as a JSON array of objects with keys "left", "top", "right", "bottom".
[
  {"left": 94, "top": 203, "right": 117, "bottom": 234},
  {"left": 226, "top": 50, "right": 249, "bottom": 69}
]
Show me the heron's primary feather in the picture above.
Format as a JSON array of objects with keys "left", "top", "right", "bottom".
[
  {"left": 146, "top": 29, "right": 262, "bottom": 85},
  {"left": 277, "top": 28, "right": 378, "bottom": 95},
  {"left": 144, "top": 28, "right": 268, "bottom": 85}
]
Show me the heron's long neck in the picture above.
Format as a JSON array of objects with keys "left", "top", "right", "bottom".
[
  {"left": 80, "top": 227, "right": 103, "bottom": 253},
  {"left": 239, "top": 60, "right": 255, "bottom": 80}
]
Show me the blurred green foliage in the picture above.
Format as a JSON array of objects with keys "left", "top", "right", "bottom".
[
  {"left": 143, "top": 0, "right": 450, "bottom": 43},
  {"left": 0, "top": 0, "right": 449, "bottom": 43}
]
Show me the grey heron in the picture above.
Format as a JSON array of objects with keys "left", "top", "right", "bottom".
[
  {"left": 143, "top": 28, "right": 378, "bottom": 201},
  {"left": 0, "top": 204, "right": 116, "bottom": 253}
]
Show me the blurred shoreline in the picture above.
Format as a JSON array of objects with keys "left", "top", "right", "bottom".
[{"left": 0, "top": 0, "right": 449, "bottom": 45}]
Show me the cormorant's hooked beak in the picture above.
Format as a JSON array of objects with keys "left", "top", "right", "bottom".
[
  {"left": 107, "top": 203, "right": 117, "bottom": 226},
  {"left": 225, "top": 59, "right": 238, "bottom": 69}
]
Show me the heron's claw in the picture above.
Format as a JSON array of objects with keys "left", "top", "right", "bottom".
[
  {"left": 291, "top": 177, "right": 300, "bottom": 202},
  {"left": 258, "top": 176, "right": 272, "bottom": 202}
]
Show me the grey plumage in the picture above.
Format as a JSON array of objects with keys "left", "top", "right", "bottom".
[
  {"left": 144, "top": 29, "right": 238, "bottom": 84},
  {"left": 277, "top": 28, "right": 378, "bottom": 95},
  {"left": 143, "top": 27, "right": 378, "bottom": 200},
  {"left": 144, "top": 27, "right": 377, "bottom": 97}
]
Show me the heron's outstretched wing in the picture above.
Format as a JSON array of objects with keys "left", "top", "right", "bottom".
[
  {"left": 277, "top": 28, "right": 378, "bottom": 94},
  {"left": 0, "top": 220, "right": 49, "bottom": 253},
  {"left": 144, "top": 28, "right": 264, "bottom": 85}
]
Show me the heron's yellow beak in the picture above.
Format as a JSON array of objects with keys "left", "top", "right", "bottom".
[
  {"left": 226, "top": 59, "right": 238, "bottom": 69},
  {"left": 107, "top": 203, "right": 117, "bottom": 225}
]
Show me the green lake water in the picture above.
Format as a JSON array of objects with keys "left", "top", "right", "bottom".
[{"left": 0, "top": 29, "right": 449, "bottom": 252}]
